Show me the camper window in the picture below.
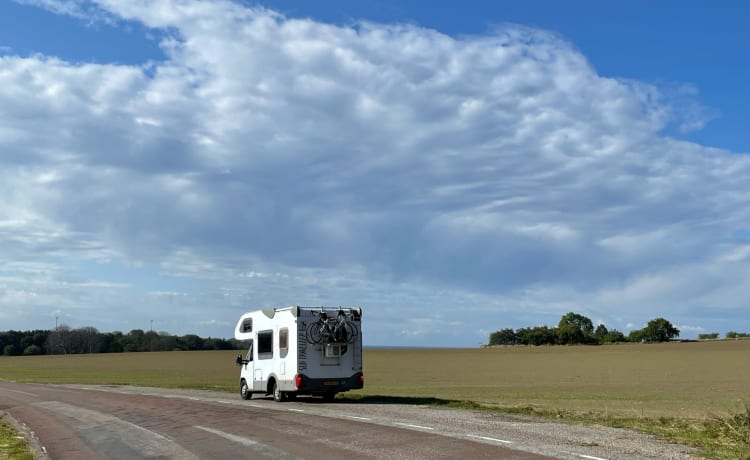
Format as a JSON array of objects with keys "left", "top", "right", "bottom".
[
  {"left": 241, "top": 318, "right": 252, "bottom": 333},
  {"left": 279, "top": 328, "right": 288, "bottom": 351},
  {"left": 245, "top": 341, "right": 253, "bottom": 361},
  {"left": 258, "top": 330, "right": 273, "bottom": 359}
]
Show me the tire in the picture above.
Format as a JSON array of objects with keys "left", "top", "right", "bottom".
[
  {"left": 240, "top": 380, "right": 251, "bottom": 400},
  {"left": 306, "top": 322, "right": 324, "bottom": 344},
  {"left": 272, "top": 381, "right": 285, "bottom": 402}
]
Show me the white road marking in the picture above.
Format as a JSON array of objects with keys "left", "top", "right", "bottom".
[
  {"left": 194, "top": 426, "right": 301, "bottom": 460},
  {"left": 343, "top": 415, "right": 372, "bottom": 421},
  {"left": 5, "top": 389, "right": 38, "bottom": 397},
  {"left": 287, "top": 408, "right": 305, "bottom": 412},
  {"left": 560, "top": 452, "right": 608, "bottom": 460},
  {"left": 577, "top": 454, "right": 608, "bottom": 460},
  {"left": 394, "top": 422, "right": 434, "bottom": 430},
  {"left": 467, "top": 434, "right": 513, "bottom": 444},
  {"left": 194, "top": 425, "right": 258, "bottom": 446}
]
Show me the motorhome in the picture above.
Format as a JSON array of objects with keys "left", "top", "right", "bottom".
[{"left": 234, "top": 306, "right": 363, "bottom": 401}]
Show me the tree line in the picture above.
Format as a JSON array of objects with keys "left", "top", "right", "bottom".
[
  {"left": 488, "top": 312, "right": 682, "bottom": 346},
  {"left": 0, "top": 326, "right": 245, "bottom": 356}
]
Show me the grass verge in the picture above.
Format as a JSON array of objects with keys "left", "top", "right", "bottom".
[
  {"left": 342, "top": 394, "right": 750, "bottom": 459},
  {"left": 0, "top": 415, "right": 34, "bottom": 460}
]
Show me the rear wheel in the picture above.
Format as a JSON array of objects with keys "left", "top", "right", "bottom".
[
  {"left": 240, "top": 380, "right": 251, "bottom": 400},
  {"left": 272, "top": 381, "right": 285, "bottom": 402}
]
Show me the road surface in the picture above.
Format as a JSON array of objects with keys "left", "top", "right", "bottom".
[{"left": 0, "top": 382, "right": 696, "bottom": 459}]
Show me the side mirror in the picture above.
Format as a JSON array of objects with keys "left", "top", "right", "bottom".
[{"left": 235, "top": 355, "right": 242, "bottom": 366}]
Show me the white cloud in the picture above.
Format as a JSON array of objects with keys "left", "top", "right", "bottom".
[{"left": 1, "top": 0, "right": 749, "bottom": 343}]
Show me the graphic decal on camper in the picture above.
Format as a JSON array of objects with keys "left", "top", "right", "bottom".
[{"left": 298, "top": 320, "right": 307, "bottom": 372}]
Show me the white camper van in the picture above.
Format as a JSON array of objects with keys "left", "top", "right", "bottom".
[{"left": 234, "top": 306, "right": 363, "bottom": 402}]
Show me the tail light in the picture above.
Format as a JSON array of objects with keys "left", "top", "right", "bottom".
[{"left": 295, "top": 374, "right": 303, "bottom": 389}]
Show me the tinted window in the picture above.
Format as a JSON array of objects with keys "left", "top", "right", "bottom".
[{"left": 258, "top": 330, "right": 273, "bottom": 358}]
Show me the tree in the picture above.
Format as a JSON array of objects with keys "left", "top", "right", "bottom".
[
  {"left": 643, "top": 318, "right": 680, "bottom": 342},
  {"left": 100, "top": 332, "right": 124, "bottom": 353},
  {"left": 179, "top": 334, "right": 204, "bottom": 351},
  {"left": 489, "top": 328, "right": 517, "bottom": 346},
  {"left": 153, "top": 332, "right": 178, "bottom": 351},
  {"left": 628, "top": 328, "right": 645, "bottom": 343},
  {"left": 603, "top": 329, "right": 627, "bottom": 343},
  {"left": 630, "top": 318, "right": 680, "bottom": 343},
  {"left": 46, "top": 325, "right": 72, "bottom": 354},
  {"left": 594, "top": 324, "right": 609, "bottom": 340},
  {"left": 124, "top": 329, "right": 146, "bottom": 352},
  {"left": 69, "top": 327, "right": 101, "bottom": 354},
  {"left": 557, "top": 312, "right": 594, "bottom": 345},
  {"left": 516, "top": 326, "right": 557, "bottom": 346}
]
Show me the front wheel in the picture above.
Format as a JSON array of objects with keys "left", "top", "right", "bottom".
[{"left": 240, "top": 380, "right": 251, "bottom": 400}]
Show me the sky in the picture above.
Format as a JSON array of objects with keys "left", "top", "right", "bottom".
[{"left": 1, "top": 0, "right": 749, "bottom": 346}]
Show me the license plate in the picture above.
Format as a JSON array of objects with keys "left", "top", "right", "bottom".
[{"left": 324, "top": 380, "right": 339, "bottom": 386}]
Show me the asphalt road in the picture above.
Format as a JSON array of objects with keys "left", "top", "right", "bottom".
[{"left": 0, "top": 382, "right": 696, "bottom": 459}]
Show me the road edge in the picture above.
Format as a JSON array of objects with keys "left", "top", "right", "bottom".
[{"left": 0, "top": 410, "right": 50, "bottom": 460}]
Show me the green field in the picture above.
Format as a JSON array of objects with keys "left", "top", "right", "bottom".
[
  {"left": 2, "top": 341, "right": 750, "bottom": 458},
  {"left": 1, "top": 341, "right": 749, "bottom": 417}
]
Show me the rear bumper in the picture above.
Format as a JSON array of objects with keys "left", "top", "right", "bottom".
[{"left": 296, "top": 372, "right": 363, "bottom": 394}]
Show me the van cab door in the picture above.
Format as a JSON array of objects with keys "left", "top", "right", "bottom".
[{"left": 241, "top": 342, "right": 256, "bottom": 389}]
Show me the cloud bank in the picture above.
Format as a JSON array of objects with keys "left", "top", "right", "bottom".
[{"left": 2, "top": 0, "right": 749, "bottom": 344}]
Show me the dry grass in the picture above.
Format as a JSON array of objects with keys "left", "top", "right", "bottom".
[
  {"left": 360, "top": 341, "right": 750, "bottom": 419},
  {"left": 0, "top": 350, "right": 239, "bottom": 391}
]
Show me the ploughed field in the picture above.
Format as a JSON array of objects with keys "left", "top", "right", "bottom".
[{"left": 1, "top": 340, "right": 748, "bottom": 418}]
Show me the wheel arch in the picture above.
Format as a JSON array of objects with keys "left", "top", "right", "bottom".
[{"left": 266, "top": 374, "right": 278, "bottom": 394}]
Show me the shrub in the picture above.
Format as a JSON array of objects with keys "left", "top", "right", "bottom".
[
  {"left": 698, "top": 333, "right": 719, "bottom": 340},
  {"left": 22, "top": 345, "right": 42, "bottom": 355}
]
